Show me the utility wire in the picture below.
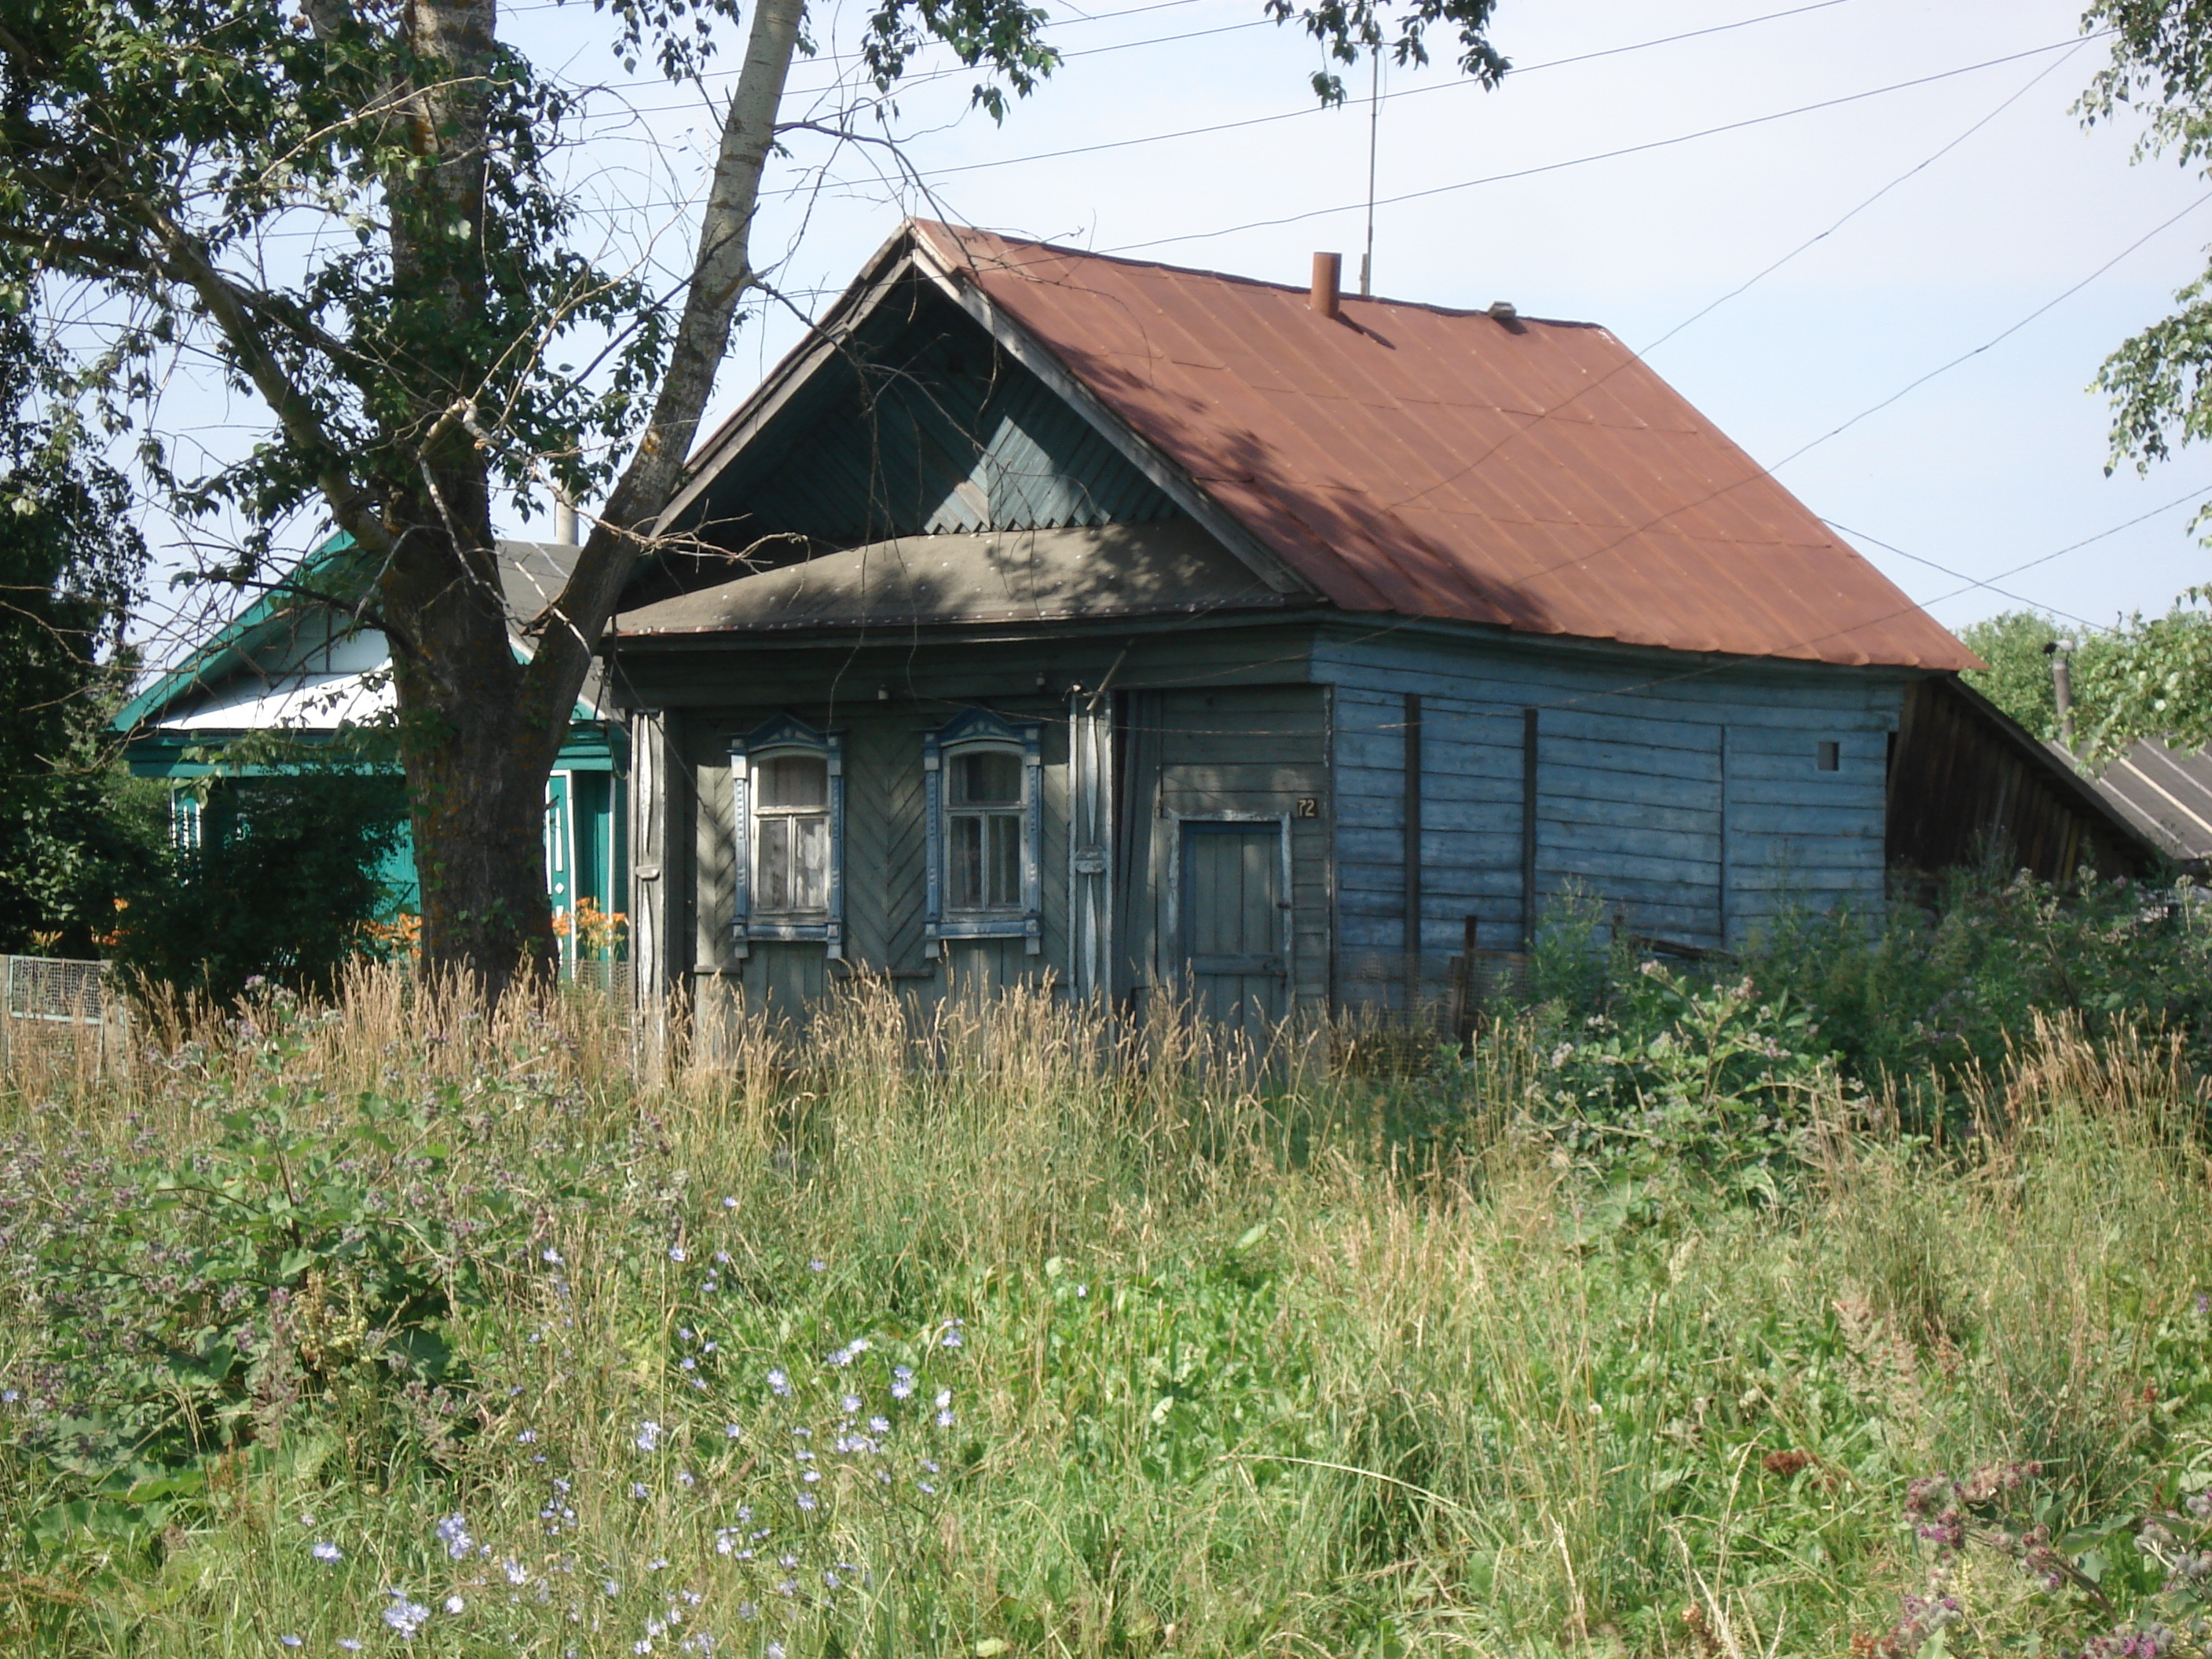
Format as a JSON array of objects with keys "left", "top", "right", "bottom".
[
  {"left": 1828, "top": 485, "right": 2212, "bottom": 628},
  {"left": 1411, "top": 186, "right": 2212, "bottom": 613},
  {"left": 569, "top": 0, "right": 1856, "bottom": 109},
  {"left": 1097, "top": 33, "right": 2109, "bottom": 253}
]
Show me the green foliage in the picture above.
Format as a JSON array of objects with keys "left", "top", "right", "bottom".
[
  {"left": 2082, "top": 4, "right": 2212, "bottom": 479},
  {"left": 2073, "top": 595, "right": 2212, "bottom": 758},
  {"left": 9, "top": 974, "right": 2212, "bottom": 1656},
  {"left": 1957, "top": 599, "right": 2212, "bottom": 760},
  {"left": 7, "top": 1014, "right": 544, "bottom": 1564},
  {"left": 108, "top": 755, "right": 410, "bottom": 1001},
  {"left": 1959, "top": 609, "right": 2066, "bottom": 739},
  {"left": 1510, "top": 964, "right": 1838, "bottom": 1199},
  {"left": 0, "top": 275, "right": 156, "bottom": 954}
]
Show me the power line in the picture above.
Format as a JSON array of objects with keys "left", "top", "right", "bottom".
[
  {"left": 584, "top": 0, "right": 1866, "bottom": 146},
  {"left": 1096, "top": 33, "right": 2108, "bottom": 253},
  {"left": 1771, "top": 186, "right": 2212, "bottom": 467},
  {"left": 1375, "top": 39, "right": 2110, "bottom": 521},
  {"left": 549, "top": 30, "right": 2106, "bottom": 228},
  {"left": 1428, "top": 186, "right": 2212, "bottom": 613},
  {"left": 1829, "top": 485, "right": 2212, "bottom": 628}
]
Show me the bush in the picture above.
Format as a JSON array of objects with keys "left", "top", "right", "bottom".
[
  {"left": 109, "top": 760, "right": 410, "bottom": 1001},
  {"left": 1488, "top": 867, "right": 2212, "bottom": 1132}
]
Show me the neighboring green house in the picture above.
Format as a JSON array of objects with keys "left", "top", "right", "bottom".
[{"left": 115, "top": 536, "right": 628, "bottom": 964}]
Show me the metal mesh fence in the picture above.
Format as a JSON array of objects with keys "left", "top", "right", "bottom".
[{"left": 2, "top": 954, "right": 123, "bottom": 1074}]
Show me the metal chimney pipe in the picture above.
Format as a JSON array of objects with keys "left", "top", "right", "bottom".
[
  {"left": 2046, "top": 639, "right": 2077, "bottom": 752},
  {"left": 1310, "top": 251, "right": 1342, "bottom": 320},
  {"left": 554, "top": 488, "right": 578, "bottom": 547}
]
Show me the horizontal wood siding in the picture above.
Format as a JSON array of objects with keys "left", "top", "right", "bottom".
[{"left": 1316, "top": 628, "right": 1908, "bottom": 969}]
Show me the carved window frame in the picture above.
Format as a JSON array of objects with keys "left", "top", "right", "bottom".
[
  {"left": 729, "top": 714, "right": 844, "bottom": 959},
  {"left": 925, "top": 707, "right": 1043, "bottom": 956}
]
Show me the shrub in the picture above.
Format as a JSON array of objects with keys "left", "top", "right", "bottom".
[{"left": 109, "top": 760, "right": 410, "bottom": 1001}]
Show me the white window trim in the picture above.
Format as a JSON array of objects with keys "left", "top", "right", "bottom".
[
  {"left": 925, "top": 707, "right": 1043, "bottom": 956},
  {"left": 729, "top": 714, "right": 844, "bottom": 959}
]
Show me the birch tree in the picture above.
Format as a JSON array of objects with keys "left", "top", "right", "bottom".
[{"left": 0, "top": 0, "right": 1505, "bottom": 991}]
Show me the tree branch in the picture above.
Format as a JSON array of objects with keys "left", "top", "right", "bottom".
[
  {"left": 137, "top": 205, "right": 391, "bottom": 565},
  {"left": 522, "top": 0, "right": 805, "bottom": 727}
]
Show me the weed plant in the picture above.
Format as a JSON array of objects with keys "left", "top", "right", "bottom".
[
  {"left": 3, "top": 966, "right": 2212, "bottom": 1656},
  {"left": 1512, "top": 866, "right": 2212, "bottom": 1131}
]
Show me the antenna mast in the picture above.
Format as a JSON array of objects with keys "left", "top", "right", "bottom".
[{"left": 1360, "top": 46, "right": 1380, "bottom": 297}]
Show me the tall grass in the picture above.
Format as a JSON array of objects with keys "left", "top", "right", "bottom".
[{"left": 4, "top": 969, "right": 2211, "bottom": 1657}]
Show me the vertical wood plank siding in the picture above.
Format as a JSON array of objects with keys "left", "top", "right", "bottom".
[
  {"left": 1314, "top": 630, "right": 1908, "bottom": 980},
  {"left": 1121, "top": 687, "right": 1331, "bottom": 1015},
  {"left": 1402, "top": 693, "right": 1422, "bottom": 976},
  {"left": 1885, "top": 676, "right": 2151, "bottom": 881},
  {"left": 623, "top": 618, "right": 1965, "bottom": 1021}
]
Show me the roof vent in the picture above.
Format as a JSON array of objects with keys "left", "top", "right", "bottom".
[
  {"left": 1487, "top": 300, "right": 1518, "bottom": 322},
  {"left": 1310, "top": 251, "right": 1342, "bottom": 320}
]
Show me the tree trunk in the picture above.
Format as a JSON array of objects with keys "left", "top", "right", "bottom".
[
  {"left": 379, "top": 486, "right": 562, "bottom": 996},
  {"left": 364, "top": 0, "right": 804, "bottom": 994}
]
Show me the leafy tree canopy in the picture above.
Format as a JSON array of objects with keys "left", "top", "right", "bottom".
[
  {"left": 0, "top": 267, "right": 158, "bottom": 954},
  {"left": 1960, "top": 599, "right": 2212, "bottom": 762}
]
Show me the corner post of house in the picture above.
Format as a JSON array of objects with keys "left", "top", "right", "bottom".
[
  {"left": 1403, "top": 690, "right": 1422, "bottom": 1010},
  {"left": 628, "top": 707, "right": 680, "bottom": 1075}
]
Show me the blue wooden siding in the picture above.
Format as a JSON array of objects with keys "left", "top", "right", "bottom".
[{"left": 1315, "top": 628, "right": 1907, "bottom": 967}]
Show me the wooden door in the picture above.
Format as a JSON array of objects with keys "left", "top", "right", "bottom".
[{"left": 1180, "top": 821, "right": 1287, "bottom": 1040}]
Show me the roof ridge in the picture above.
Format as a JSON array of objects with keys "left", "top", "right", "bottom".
[{"left": 907, "top": 218, "right": 1602, "bottom": 327}]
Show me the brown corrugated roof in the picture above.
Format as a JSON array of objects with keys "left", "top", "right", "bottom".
[{"left": 910, "top": 221, "right": 1978, "bottom": 671}]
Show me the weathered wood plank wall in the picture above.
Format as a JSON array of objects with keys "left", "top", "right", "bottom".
[{"left": 1314, "top": 627, "right": 1908, "bottom": 987}]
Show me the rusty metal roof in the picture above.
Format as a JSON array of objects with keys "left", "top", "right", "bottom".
[{"left": 909, "top": 221, "right": 1977, "bottom": 672}]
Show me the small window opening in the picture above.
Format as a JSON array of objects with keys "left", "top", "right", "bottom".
[
  {"left": 1815, "top": 740, "right": 1840, "bottom": 772},
  {"left": 947, "top": 749, "right": 1024, "bottom": 911}
]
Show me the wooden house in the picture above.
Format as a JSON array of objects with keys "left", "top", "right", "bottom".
[
  {"left": 119, "top": 535, "right": 628, "bottom": 963},
  {"left": 607, "top": 220, "right": 2134, "bottom": 1027}
]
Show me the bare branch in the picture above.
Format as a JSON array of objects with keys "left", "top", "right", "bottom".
[
  {"left": 522, "top": 0, "right": 806, "bottom": 731},
  {"left": 134, "top": 207, "right": 390, "bottom": 563}
]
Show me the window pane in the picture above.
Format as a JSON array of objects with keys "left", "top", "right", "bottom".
[
  {"left": 759, "top": 815, "right": 792, "bottom": 911},
  {"left": 758, "top": 811, "right": 829, "bottom": 913},
  {"left": 758, "top": 754, "right": 827, "bottom": 808},
  {"left": 791, "top": 815, "right": 829, "bottom": 910},
  {"left": 949, "top": 815, "right": 983, "bottom": 910},
  {"left": 950, "top": 749, "right": 1021, "bottom": 806},
  {"left": 987, "top": 813, "right": 1021, "bottom": 906}
]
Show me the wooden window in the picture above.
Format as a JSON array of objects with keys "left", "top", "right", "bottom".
[
  {"left": 755, "top": 754, "right": 831, "bottom": 914},
  {"left": 947, "top": 750, "right": 1024, "bottom": 911},
  {"left": 729, "top": 716, "right": 844, "bottom": 958},
  {"left": 925, "top": 709, "right": 1043, "bottom": 955},
  {"left": 1816, "top": 740, "right": 1840, "bottom": 772}
]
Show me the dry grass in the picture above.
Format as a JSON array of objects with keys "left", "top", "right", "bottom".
[{"left": 2, "top": 970, "right": 2209, "bottom": 1657}]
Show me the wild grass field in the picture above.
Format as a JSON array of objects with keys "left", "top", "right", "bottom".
[{"left": 9, "top": 881, "right": 2212, "bottom": 1657}]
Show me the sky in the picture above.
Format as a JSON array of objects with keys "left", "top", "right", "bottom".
[{"left": 130, "top": 0, "right": 2212, "bottom": 651}]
